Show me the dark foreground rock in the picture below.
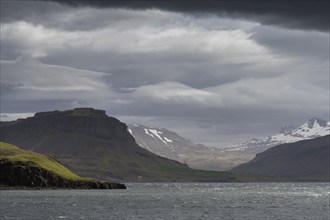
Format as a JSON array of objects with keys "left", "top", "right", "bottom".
[{"left": 0, "top": 160, "right": 126, "bottom": 189}]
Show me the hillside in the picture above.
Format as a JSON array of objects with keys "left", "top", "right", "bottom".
[
  {"left": 0, "top": 108, "right": 238, "bottom": 182},
  {"left": 224, "top": 118, "right": 330, "bottom": 155},
  {"left": 0, "top": 142, "right": 126, "bottom": 189},
  {"left": 128, "top": 124, "right": 252, "bottom": 171},
  {"left": 232, "top": 135, "right": 330, "bottom": 181}
]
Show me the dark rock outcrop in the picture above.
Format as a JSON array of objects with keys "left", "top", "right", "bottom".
[{"left": 0, "top": 160, "right": 126, "bottom": 189}]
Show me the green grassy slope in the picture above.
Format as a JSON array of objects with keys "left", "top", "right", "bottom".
[
  {"left": 0, "top": 142, "right": 126, "bottom": 188},
  {"left": 0, "top": 141, "right": 88, "bottom": 181}
]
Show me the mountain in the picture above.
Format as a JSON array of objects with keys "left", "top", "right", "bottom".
[
  {"left": 128, "top": 124, "right": 252, "bottom": 171},
  {"left": 0, "top": 141, "right": 126, "bottom": 189},
  {"left": 0, "top": 108, "right": 238, "bottom": 182},
  {"left": 232, "top": 135, "right": 330, "bottom": 181},
  {"left": 224, "top": 118, "right": 330, "bottom": 155}
]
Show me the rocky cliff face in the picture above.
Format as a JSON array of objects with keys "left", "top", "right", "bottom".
[
  {"left": 0, "top": 108, "right": 153, "bottom": 156},
  {"left": 1, "top": 108, "right": 131, "bottom": 146}
]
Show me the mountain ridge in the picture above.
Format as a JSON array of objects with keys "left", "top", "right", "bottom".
[
  {"left": 128, "top": 124, "right": 253, "bottom": 171},
  {"left": 232, "top": 135, "right": 330, "bottom": 181},
  {"left": 224, "top": 118, "right": 330, "bottom": 154},
  {"left": 0, "top": 108, "right": 239, "bottom": 182}
]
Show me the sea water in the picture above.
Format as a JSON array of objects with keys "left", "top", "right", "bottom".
[{"left": 1, "top": 182, "right": 329, "bottom": 220}]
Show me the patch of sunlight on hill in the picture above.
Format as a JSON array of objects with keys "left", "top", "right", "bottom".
[{"left": 0, "top": 141, "right": 94, "bottom": 181}]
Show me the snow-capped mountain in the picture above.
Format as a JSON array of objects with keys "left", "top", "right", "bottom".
[
  {"left": 128, "top": 124, "right": 252, "bottom": 171},
  {"left": 128, "top": 124, "right": 183, "bottom": 160},
  {"left": 224, "top": 118, "right": 330, "bottom": 155}
]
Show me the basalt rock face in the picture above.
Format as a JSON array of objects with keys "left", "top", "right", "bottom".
[
  {"left": 0, "top": 108, "right": 132, "bottom": 154},
  {"left": 0, "top": 160, "right": 126, "bottom": 189},
  {"left": 0, "top": 108, "right": 191, "bottom": 181}
]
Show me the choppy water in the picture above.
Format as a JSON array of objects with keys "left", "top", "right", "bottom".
[{"left": 1, "top": 182, "right": 329, "bottom": 220}]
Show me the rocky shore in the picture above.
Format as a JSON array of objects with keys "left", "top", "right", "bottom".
[
  {"left": 0, "top": 141, "right": 127, "bottom": 190},
  {"left": 0, "top": 160, "right": 126, "bottom": 189}
]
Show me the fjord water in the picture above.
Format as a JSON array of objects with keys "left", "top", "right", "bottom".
[{"left": 1, "top": 183, "right": 329, "bottom": 220}]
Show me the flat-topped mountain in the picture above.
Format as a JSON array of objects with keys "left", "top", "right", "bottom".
[
  {"left": 232, "top": 135, "right": 330, "bottom": 181},
  {"left": 0, "top": 108, "right": 237, "bottom": 182},
  {"left": 224, "top": 118, "right": 330, "bottom": 155},
  {"left": 128, "top": 124, "right": 252, "bottom": 171}
]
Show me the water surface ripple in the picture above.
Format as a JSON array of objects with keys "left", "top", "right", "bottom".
[{"left": 1, "top": 182, "right": 329, "bottom": 219}]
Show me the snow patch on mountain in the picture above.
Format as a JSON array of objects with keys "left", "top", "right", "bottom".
[
  {"left": 224, "top": 118, "right": 330, "bottom": 154},
  {"left": 163, "top": 137, "right": 173, "bottom": 143},
  {"left": 143, "top": 127, "right": 175, "bottom": 152},
  {"left": 127, "top": 124, "right": 253, "bottom": 171},
  {"left": 128, "top": 128, "right": 133, "bottom": 135}
]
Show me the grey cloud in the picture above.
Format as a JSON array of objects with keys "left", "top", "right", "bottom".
[
  {"left": 40, "top": 48, "right": 281, "bottom": 90},
  {"left": 40, "top": 50, "right": 223, "bottom": 89},
  {"left": 1, "top": 1, "right": 183, "bottom": 31},
  {"left": 1, "top": 99, "right": 77, "bottom": 114},
  {"left": 0, "top": 43, "right": 21, "bottom": 61},
  {"left": 0, "top": 113, "right": 35, "bottom": 122},
  {"left": 0, "top": 1, "right": 70, "bottom": 23},
  {"left": 49, "top": 0, "right": 329, "bottom": 31},
  {"left": 0, "top": 59, "right": 119, "bottom": 113},
  {"left": 8, "top": 15, "right": 278, "bottom": 90},
  {"left": 250, "top": 26, "right": 330, "bottom": 61}
]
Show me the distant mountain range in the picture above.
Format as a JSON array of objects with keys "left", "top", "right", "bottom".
[
  {"left": 1, "top": 109, "right": 328, "bottom": 182},
  {"left": 232, "top": 135, "right": 330, "bottom": 181},
  {"left": 0, "top": 108, "right": 238, "bottom": 182},
  {"left": 128, "top": 124, "right": 252, "bottom": 171},
  {"left": 224, "top": 118, "right": 330, "bottom": 154}
]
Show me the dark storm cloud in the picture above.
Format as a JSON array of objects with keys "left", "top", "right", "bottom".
[{"left": 50, "top": 0, "right": 329, "bottom": 31}]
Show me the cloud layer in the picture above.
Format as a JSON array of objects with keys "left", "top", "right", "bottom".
[
  {"left": 1, "top": 1, "right": 329, "bottom": 146},
  {"left": 49, "top": 0, "right": 329, "bottom": 32}
]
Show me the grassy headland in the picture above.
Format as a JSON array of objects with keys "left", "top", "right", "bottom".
[{"left": 0, "top": 142, "right": 126, "bottom": 189}]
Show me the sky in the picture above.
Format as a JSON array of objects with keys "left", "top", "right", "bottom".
[{"left": 1, "top": 0, "right": 329, "bottom": 146}]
